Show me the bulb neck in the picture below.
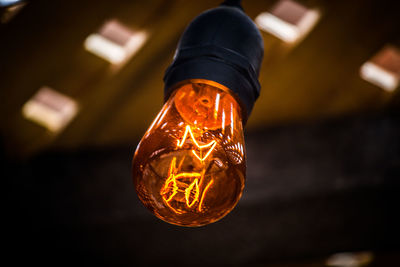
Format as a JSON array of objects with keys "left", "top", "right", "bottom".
[{"left": 163, "top": 5, "right": 264, "bottom": 123}]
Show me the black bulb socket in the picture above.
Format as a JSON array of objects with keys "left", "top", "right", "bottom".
[{"left": 163, "top": 4, "right": 264, "bottom": 123}]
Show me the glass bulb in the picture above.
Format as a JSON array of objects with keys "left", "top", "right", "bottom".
[{"left": 132, "top": 79, "right": 246, "bottom": 227}]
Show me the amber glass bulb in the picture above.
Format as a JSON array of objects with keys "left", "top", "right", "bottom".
[{"left": 132, "top": 79, "right": 246, "bottom": 227}]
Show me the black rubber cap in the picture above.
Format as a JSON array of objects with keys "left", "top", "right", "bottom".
[{"left": 163, "top": 5, "right": 264, "bottom": 122}]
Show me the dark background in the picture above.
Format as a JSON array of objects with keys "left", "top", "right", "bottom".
[{"left": 1, "top": 0, "right": 400, "bottom": 266}]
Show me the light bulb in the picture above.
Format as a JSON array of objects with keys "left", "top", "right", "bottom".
[
  {"left": 132, "top": 79, "right": 245, "bottom": 226},
  {"left": 131, "top": 3, "right": 263, "bottom": 227}
]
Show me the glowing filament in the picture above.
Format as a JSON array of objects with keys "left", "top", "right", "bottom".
[
  {"left": 177, "top": 125, "right": 216, "bottom": 162},
  {"left": 161, "top": 125, "right": 218, "bottom": 213},
  {"left": 185, "top": 179, "right": 200, "bottom": 207},
  {"left": 198, "top": 179, "right": 214, "bottom": 212},
  {"left": 160, "top": 157, "right": 203, "bottom": 212}
]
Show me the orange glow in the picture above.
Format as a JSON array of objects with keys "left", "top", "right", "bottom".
[{"left": 133, "top": 79, "right": 246, "bottom": 227}]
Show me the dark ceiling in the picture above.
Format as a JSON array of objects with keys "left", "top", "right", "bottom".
[
  {"left": 1, "top": 0, "right": 400, "bottom": 266},
  {"left": 0, "top": 0, "right": 399, "bottom": 157}
]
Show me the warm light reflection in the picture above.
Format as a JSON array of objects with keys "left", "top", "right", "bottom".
[{"left": 214, "top": 93, "right": 220, "bottom": 120}]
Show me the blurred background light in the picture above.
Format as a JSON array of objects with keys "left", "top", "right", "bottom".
[
  {"left": 0, "top": 0, "right": 25, "bottom": 23},
  {"left": 360, "top": 45, "right": 400, "bottom": 92},
  {"left": 255, "top": 0, "right": 320, "bottom": 44},
  {"left": 84, "top": 19, "right": 148, "bottom": 65},
  {"left": 326, "top": 251, "right": 374, "bottom": 267},
  {"left": 22, "top": 87, "right": 78, "bottom": 133}
]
